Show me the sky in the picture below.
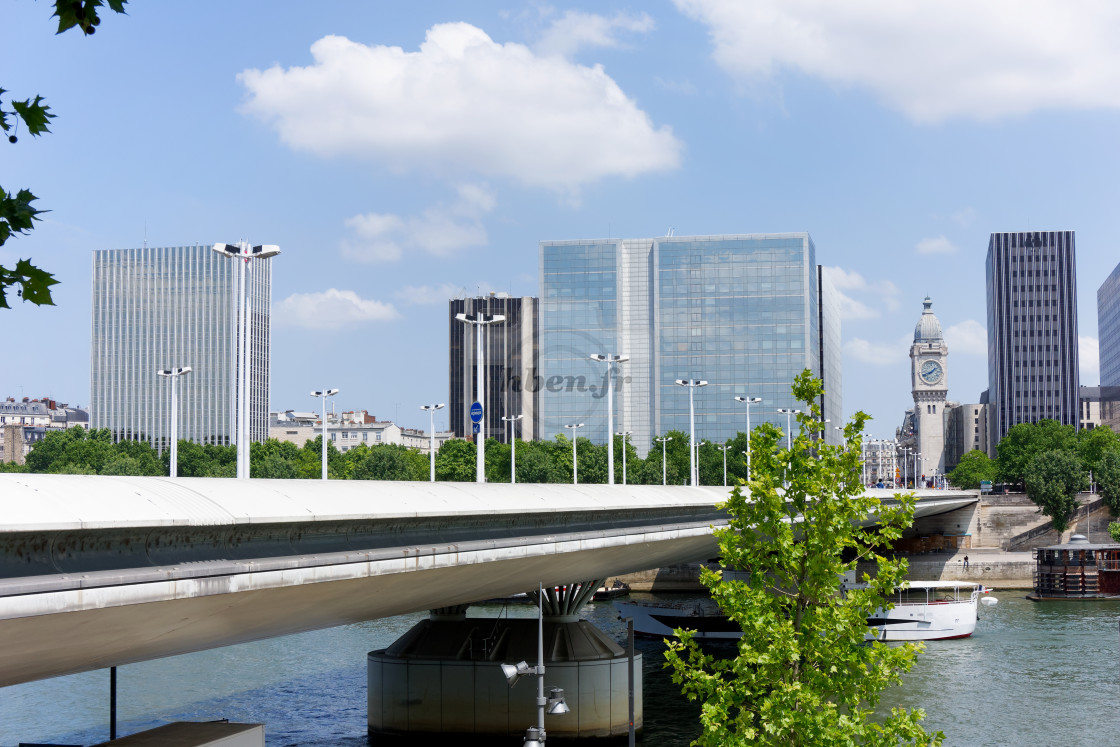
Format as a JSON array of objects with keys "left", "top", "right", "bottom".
[{"left": 2, "top": 0, "right": 1117, "bottom": 440}]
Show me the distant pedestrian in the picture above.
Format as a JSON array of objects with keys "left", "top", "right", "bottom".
[{"left": 963, "top": 555, "right": 970, "bottom": 570}]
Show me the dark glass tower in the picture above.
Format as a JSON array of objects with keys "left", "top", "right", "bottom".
[
  {"left": 448, "top": 295, "right": 539, "bottom": 442},
  {"left": 1098, "top": 260, "right": 1120, "bottom": 431},
  {"left": 985, "top": 231, "right": 1079, "bottom": 444}
]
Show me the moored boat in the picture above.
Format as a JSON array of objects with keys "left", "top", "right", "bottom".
[
  {"left": 867, "top": 581, "right": 996, "bottom": 641},
  {"left": 615, "top": 599, "right": 742, "bottom": 640}
]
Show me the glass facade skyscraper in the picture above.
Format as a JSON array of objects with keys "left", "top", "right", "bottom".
[
  {"left": 539, "top": 234, "right": 841, "bottom": 457},
  {"left": 985, "top": 230, "right": 1079, "bottom": 444},
  {"left": 1098, "top": 260, "right": 1120, "bottom": 431},
  {"left": 90, "top": 245, "right": 273, "bottom": 449}
]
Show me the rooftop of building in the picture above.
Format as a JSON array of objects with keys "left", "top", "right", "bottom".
[{"left": 913, "top": 297, "right": 943, "bottom": 342}]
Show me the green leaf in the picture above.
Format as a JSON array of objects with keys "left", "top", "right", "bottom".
[
  {"left": 13, "top": 258, "right": 60, "bottom": 306},
  {"left": 11, "top": 96, "right": 55, "bottom": 136},
  {"left": 52, "top": 0, "right": 128, "bottom": 36},
  {"left": 0, "top": 187, "right": 47, "bottom": 242}
]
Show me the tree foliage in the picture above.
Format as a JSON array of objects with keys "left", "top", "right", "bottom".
[
  {"left": 995, "top": 419, "right": 1077, "bottom": 487},
  {"left": 664, "top": 371, "right": 939, "bottom": 747},
  {"left": 1095, "top": 449, "right": 1120, "bottom": 518},
  {"left": 1023, "top": 449, "right": 1088, "bottom": 533},
  {"left": 946, "top": 449, "right": 996, "bottom": 490},
  {"left": 1, "top": 1, "right": 128, "bottom": 309}
]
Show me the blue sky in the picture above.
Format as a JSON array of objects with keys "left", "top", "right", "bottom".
[{"left": 2, "top": 0, "right": 1116, "bottom": 438}]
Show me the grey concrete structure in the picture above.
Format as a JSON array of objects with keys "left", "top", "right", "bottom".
[
  {"left": 910, "top": 297, "right": 948, "bottom": 476},
  {"left": 985, "top": 231, "right": 1080, "bottom": 444},
  {"left": 91, "top": 245, "right": 273, "bottom": 449}
]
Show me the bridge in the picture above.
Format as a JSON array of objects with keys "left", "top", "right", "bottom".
[{"left": 0, "top": 474, "right": 976, "bottom": 688}]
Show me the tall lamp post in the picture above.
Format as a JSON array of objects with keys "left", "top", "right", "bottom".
[
  {"left": 421, "top": 403, "right": 445, "bottom": 482},
  {"left": 590, "top": 353, "right": 629, "bottom": 485},
  {"left": 717, "top": 444, "right": 731, "bottom": 487},
  {"left": 564, "top": 423, "right": 584, "bottom": 484},
  {"left": 500, "top": 582, "right": 570, "bottom": 745},
  {"left": 655, "top": 436, "right": 672, "bottom": 486},
  {"left": 455, "top": 311, "right": 506, "bottom": 483},
  {"left": 777, "top": 408, "right": 799, "bottom": 450},
  {"left": 157, "top": 366, "right": 192, "bottom": 478},
  {"left": 502, "top": 413, "right": 524, "bottom": 483},
  {"left": 675, "top": 379, "right": 708, "bottom": 486},
  {"left": 213, "top": 242, "right": 279, "bottom": 480},
  {"left": 311, "top": 389, "right": 339, "bottom": 480},
  {"left": 615, "top": 431, "right": 632, "bottom": 485},
  {"left": 734, "top": 396, "right": 761, "bottom": 481}
]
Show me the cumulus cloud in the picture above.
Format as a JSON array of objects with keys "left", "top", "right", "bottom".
[
  {"left": 844, "top": 336, "right": 909, "bottom": 365},
  {"left": 342, "top": 184, "right": 494, "bottom": 263},
  {"left": 822, "top": 266, "right": 902, "bottom": 319},
  {"left": 395, "top": 282, "right": 496, "bottom": 305},
  {"left": 673, "top": 0, "right": 1120, "bottom": 122},
  {"left": 238, "top": 23, "right": 681, "bottom": 192},
  {"left": 1080, "top": 336, "right": 1100, "bottom": 385},
  {"left": 915, "top": 235, "right": 958, "bottom": 255},
  {"left": 536, "top": 10, "right": 655, "bottom": 58},
  {"left": 944, "top": 320, "right": 987, "bottom": 356},
  {"left": 274, "top": 289, "right": 399, "bottom": 330}
]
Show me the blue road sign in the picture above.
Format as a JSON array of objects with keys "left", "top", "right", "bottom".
[
  {"left": 470, "top": 401, "right": 484, "bottom": 423},
  {"left": 472, "top": 423, "right": 481, "bottom": 434}
]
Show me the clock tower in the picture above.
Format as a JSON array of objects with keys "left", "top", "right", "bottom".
[{"left": 911, "top": 297, "right": 948, "bottom": 481}]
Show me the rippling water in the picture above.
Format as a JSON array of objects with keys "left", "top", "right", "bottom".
[{"left": 1, "top": 593, "right": 1115, "bottom": 746}]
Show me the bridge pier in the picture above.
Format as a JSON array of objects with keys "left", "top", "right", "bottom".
[{"left": 368, "top": 582, "right": 641, "bottom": 742}]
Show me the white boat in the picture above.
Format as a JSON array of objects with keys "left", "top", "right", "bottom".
[
  {"left": 867, "top": 581, "right": 997, "bottom": 641},
  {"left": 618, "top": 581, "right": 997, "bottom": 642},
  {"left": 615, "top": 599, "right": 742, "bottom": 640}
]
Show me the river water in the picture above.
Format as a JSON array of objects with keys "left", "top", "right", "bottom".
[{"left": 1, "top": 593, "right": 1116, "bottom": 746}]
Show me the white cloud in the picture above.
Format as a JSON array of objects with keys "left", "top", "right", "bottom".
[
  {"left": 1080, "top": 336, "right": 1100, "bottom": 385},
  {"left": 536, "top": 10, "right": 655, "bottom": 58},
  {"left": 238, "top": 23, "right": 681, "bottom": 192},
  {"left": 844, "top": 336, "right": 908, "bottom": 365},
  {"left": 944, "top": 320, "right": 987, "bottom": 356},
  {"left": 822, "top": 266, "right": 902, "bottom": 319},
  {"left": 342, "top": 184, "right": 494, "bottom": 263},
  {"left": 673, "top": 0, "right": 1120, "bottom": 123},
  {"left": 915, "top": 235, "right": 958, "bottom": 255},
  {"left": 274, "top": 289, "right": 399, "bottom": 330},
  {"left": 395, "top": 282, "right": 496, "bottom": 305}
]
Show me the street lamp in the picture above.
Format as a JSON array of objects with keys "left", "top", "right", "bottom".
[
  {"left": 501, "top": 582, "right": 570, "bottom": 746},
  {"left": 695, "top": 441, "right": 707, "bottom": 485},
  {"left": 777, "top": 408, "right": 799, "bottom": 450},
  {"left": 213, "top": 241, "right": 279, "bottom": 479},
  {"left": 734, "top": 396, "right": 762, "bottom": 481},
  {"left": 502, "top": 414, "right": 524, "bottom": 483},
  {"left": 564, "top": 423, "right": 584, "bottom": 484},
  {"left": 675, "top": 379, "right": 708, "bottom": 486},
  {"left": 421, "top": 403, "right": 445, "bottom": 482},
  {"left": 310, "top": 388, "right": 339, "bottom": 480},
  {"left": 454, "top": 311, "right": 506, "bottom": 483},
  {"left": 615, "top": 431, "right": 632, "bottom": 485},
  {"left": 655, "top": 436, "right": 673, "bottom": 486},
  {"left": 716, "top": 444, "right": 731, "bottom": 487},
  {"left": 590, "top": 354, "right": 629, "bottom": 485},
  {"left": 157, "top": 366, "right": 192, "bottom": 478}
]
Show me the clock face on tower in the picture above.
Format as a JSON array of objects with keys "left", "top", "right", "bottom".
[{"left": 920, "top": 360, "right": 944, "bottom": 385}]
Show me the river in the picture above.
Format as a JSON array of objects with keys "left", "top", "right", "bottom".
[{"left": 1, "top": 593, "right": 1115, "bottom": 746}]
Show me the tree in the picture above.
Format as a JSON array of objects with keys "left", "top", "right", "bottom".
[
  {"left": 664, "top": 371, "right": 939, "bottom": 747},
  {"left": 1109, "top": 522, "right": 1120, "bottom": 543},
  {"left": 995, "top": 419, "right": 1077, "bottom": 487},
  {"left": 1077, "top": 426, "right": 1119, "bottom": 478},
  {"left": 946, "top": 450, "right": 997, "bottom": 490},
  {"left": 1023, "top": 449, "right": 1088, "bottom": 533},
  {"left": 436, "top": 438, "right": 476, "bottom": 482},
  {"left": 1094, "top": 449, "right": 1120, "bottom": 517},
  {"left": 2, "top": 1, "right": 128, "bottom": 308},
  {"left": 351, "top": 444, "right": 422, "bottom": 481}
]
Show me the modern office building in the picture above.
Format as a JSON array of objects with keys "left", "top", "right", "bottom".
[
  {"left": 1099, "top": 260, "right": 1120, "bottom": 432},
  {"left": 943, "top": 402, "right": 989, "bottom": 472},
  {"left": 985, "top": 231, "right": 1079, "bottom": 445},
  {"left": 538, "top": 233, "right": 841, "bottom": 457},
  {"left": 448, "top": 294, "right": 538, "bottom": 442},
  {"left": 90, "top": 245, "right": 273, "bottom": 449}
]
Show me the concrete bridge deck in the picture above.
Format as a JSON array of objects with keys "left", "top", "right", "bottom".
[{"left": 0, "top": 475, "right": 976, "bottom": 687}]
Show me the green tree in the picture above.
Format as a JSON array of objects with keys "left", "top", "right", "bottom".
[
  {"left": 436, "top": 438, "right": 476, "bottom": 482},
  {"left": 1077, "top": 426, "right": 1119, "bottom": 478},
  {"left": 0, "top": 461, "right": 28, "bottom": 473},
  {"left": 664, "top": 371, "right": 939, "bottom": 747},
  {"left": 1109, "top": 522, "right": 1120, "bottom": 543},
  {"left": 995, "top": 419, "right": 1077, "bottom": 487},
  {"left": 1023, "top": 449, "right": 1089, "bottom": 532},
  {"left": 1094, "top": 449, "right": 1120, "bottom": 517},
  {"left": 100, "top": 454, "right": 142, "bottom": 475},
  {"left": 2, "top": 1, "right": 128, "bottom": 308},
  {"left": 351, "top": 444, "right": 423, "bottom": 481},
  {"left": 639, "top": 430, "right": 691, "bottom": 485},
  {"left": 946, "top": 450, "right": 997, "bottom": 490}
]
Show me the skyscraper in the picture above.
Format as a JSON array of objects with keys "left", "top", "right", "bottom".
[
  {"left": 538, "top": 233, "right": 841, "bottom": 457},
  {"left": 985, "top": 230, "right": 1079, "bottom": 444},
  {"left": 1098, "top": 260, "right": 1120, "bottom": 431},
  {"left": 448, "top": 294, "right": 538, "bottom": 442},
  {"left": 90, "top": 245, "right": 273, "bottom": 449}
]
